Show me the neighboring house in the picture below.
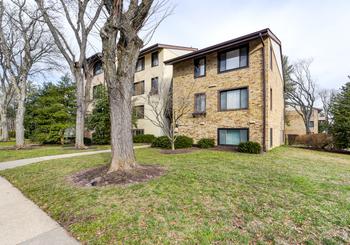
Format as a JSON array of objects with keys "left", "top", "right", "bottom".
[
  {"left": 285, "top": 107, "right": 321, "bottom": 136},
  {"left": 87, "top": 44, "right": 197, "bottom": 137},
  {"left": 166, "top": 29, "right": 285, "bottom": 151}
]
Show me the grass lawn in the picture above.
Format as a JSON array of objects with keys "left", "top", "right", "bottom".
[
  {"left": 0, "top": 145, "right": 110, "bottom": 162},
  {"left": 1, "top": 147, "right": 349, "bottom": 244}
]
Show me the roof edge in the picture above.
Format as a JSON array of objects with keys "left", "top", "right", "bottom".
[{"left": 165, "top": 28, "right": 281, "bottom": 65}]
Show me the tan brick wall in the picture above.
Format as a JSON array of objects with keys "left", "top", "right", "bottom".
[
  {"left": 266, "top": 39, "right": 285, "bottom": 149},
  {"left": 285, "top": 109, "right": 319, "bottom": 135},
  {"left": 172, "top": 37, "right": 284, "bottom": 150}
]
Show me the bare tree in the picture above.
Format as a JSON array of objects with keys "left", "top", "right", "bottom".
[
  {"left": 318, "top": 88, "right": 337, "bottom": 132},
  {"left": 0, "top": 0, "right": 58, "bottom": 148},
  {"left": 0, "top": 54, "right": 13, "bottom": 141},
  {"left": 285, "top": 59, "right": 317, "bottom": 134},
  {"left": 100, "top": 0, "right": 171, "bottom": 172},
  {"left": 145, "top": 81, "right": 197, "bottom": 150},
  {"left": 35, "top": 0, "right": 103, "bottom": 149}
]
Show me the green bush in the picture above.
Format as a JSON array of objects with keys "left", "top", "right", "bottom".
[
  {"left": 197, "top": 138, "right": 215, "bottom": 148},
  {"left": 151, "top": 135, "right": 193, "bottom": 149},
  {"left": 133, "top": 134, "right": 156, "bottom": 144},
  {"left": 151, "top": 136, "right": 171, "bottom": 148},
  {"left": 175, "top": 136, "right": 193, "bottom": 149},
  {"left": 238, "top": 141, "right": 261, "bottom": 154},
  {"left": 84, "top": 137, "right": 92, "bottom": 146}
]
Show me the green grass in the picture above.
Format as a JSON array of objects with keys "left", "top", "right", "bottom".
[
  {"left": 1, "top": 146, "right": 350, "bottom": 244},
  {"left": 0, "top": 145, "right": 110, "bottom": 162}
]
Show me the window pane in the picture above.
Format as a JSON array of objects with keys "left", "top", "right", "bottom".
[
  {"left": 151, "top": 77, "right": 158, "bottom": 94},
  {"left": 195, "top": 94, "right": 205, "bottom": 112},
  {"left": 226, "top": 130, "right": 240, "bottom": 145},
  {"left": 227, "top": 90, "right": 240, "bottom": 109},
  {"left": 240, "top": 89, "right": 248, "bottom": 109},
  {"left": 219, "top": 53, "right": 226, "bottom": 72},
  {"left": 200, "top": 95, "right": 205, "bottom": 111},
  {"left": 220, "top": 91, "right": 227, "bottom": 110},
  {"left": 240, "top": 47, "right": 248, "bottom": 67},
  {"left": 194, "top": 58, "right": 205, "bottom": 77},
  {"left": 219, "top": 130, "right": 227, "bottom": 145},
  {"left": 136, "top": 58, "right": 144, "bottom": 72},
  {"left": 152, "top": 52, "right": 159, "bottom": 67},
  {"left": 226, "top": 49, "right": 240, "bottom": 70},
  {"left": 240, "top": 130, "right": 248, "bottom": 143}
]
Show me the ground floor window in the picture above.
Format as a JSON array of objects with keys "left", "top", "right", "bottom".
[
  {"left": 218, "top": 128, "right": 248, "bottom": 146},
  {"left": 132, "top": 129, "right": 144, "bottom": 136}
]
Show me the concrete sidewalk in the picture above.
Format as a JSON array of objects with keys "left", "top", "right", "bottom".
[
  {"left": 0, "top": 177, "right": 79, "bottom": 245},
  {"left": 0, "top": 145, "right": 150, "bottom": 171}
]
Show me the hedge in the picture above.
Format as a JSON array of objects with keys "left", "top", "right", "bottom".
[
  {"left": 238, "top": 141, "right": 261, "bottom": 154},
  {"left": 151, "top": 135, "right": 193, "bottom": 149},
  {"left": 133, "top": 134, "right": 156, "bottom": 144},
  {"left": 197, "top": 138, "right": 215, "bottom": 148}
]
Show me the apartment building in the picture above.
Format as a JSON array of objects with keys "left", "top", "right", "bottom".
[
  {"left": 165, "top": 29, "right": 285, "bottom": 151},
  {"left": 285, "top": 107, "right": 321, "bottom": 136},
  {"left": 87, "top": 44, "right": 197, "bottom": 137}
]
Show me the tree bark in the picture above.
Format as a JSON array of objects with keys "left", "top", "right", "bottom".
[
  {"left": 73, "top": 66, "right": 86, "bottom": 149},
  {"left": 101, "top": 24, "right": 141, "bottom": 171},
  {"left": 0, "top": 104, "right": 9, "bottom": 141},
  {"left": 15, "top": 90, "right": 26, "bottom": 148}
]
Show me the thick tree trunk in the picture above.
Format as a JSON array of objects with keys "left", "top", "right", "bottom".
[
  {"left": 101, "top": 21, "right": 142, "bottom": 172},
  {"left": 15, "top": 93, "right": 25, "bottom": 148},
  {"left": 73, "top": 67, "right": 86, "bottom": 149},
  {"left": 0, "top": 105, "right": 9, "bottom": 141}
]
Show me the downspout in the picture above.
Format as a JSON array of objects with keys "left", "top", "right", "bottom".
[{"left": 259, "top": 33, "right": 267, "bottom": 152}]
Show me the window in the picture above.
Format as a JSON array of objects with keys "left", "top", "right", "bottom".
[
  {"left": 218, "top": 129, "right": 248, "bottom": 146},
  {"left": 270, "top": 128, "right": 273, "bottom": 147},
  {"left": 151, "top": 52, "right": 159, "bottom": 67},
  {"left": 194, "top": 57, "right": 206, "bottom": 77},
  {"left": 194, "top": 93, "right": 206, "bottom": 113},
  {"left": 93, "top": 84, "right": 104, "bottom": 99},
  {"left": 93, "top": 61, "right": 103, "bottom": 76},
  {"left": 151, "top": 77, "right": 159, "bottom": 95},
  {"left": 133, "top": 81, "right": 144, "bottom": 96},
  {"left": 136, "top": 57, "right": 145, "bottom": 72},
  {"left": 270, "top": 88, "right": 273, "bottom": 111},
  {"left": 133, "top": 129, "right": 144, "bottom": 136},
  {"left": 218, "top": 46, "right": 248, "bottom": 72},
  {"left": 133, "top": 105, "right": 144, "bottom": 119},
  {"left": 308, "top": 121, "right": 314, "bottom": 128},
  {"left": 219, "top": 88, "right": 248, "bottom": 111}
]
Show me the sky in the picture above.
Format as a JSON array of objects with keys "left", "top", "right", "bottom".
[{"left": 145, "top": 0, "right": 350, "bottom": 90}]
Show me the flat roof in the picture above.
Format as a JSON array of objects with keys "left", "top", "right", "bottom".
[{"left": 165, "top": 28, "right": 281, "bottom": 65}]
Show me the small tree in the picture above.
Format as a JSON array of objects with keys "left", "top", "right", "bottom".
[
  {"left": 145, "top": 82, "right": 196, "bottom": 150},
  {"left": 330, "top": 78, "right": 350, "bottom": 149},
  {"left": 318, "top": 88, "right": 337, "bottom": 133},
  {"left": 25, "top": 75, "right": 76, "bottom": 144},
  {"left": 285, "top": 59, "right": 317, "bottom": 134}
]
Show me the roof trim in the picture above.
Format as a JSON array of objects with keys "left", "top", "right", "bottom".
[
  {"left": 139, "top": 43, "right": 197, "bottom": 56},
  {"left": 165, "top": 28, "right": 281, "bottom": 65},
  {"left": 86, "top": 44, "right": 198, "bottom": 64}
]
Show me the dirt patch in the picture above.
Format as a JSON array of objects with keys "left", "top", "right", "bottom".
[
  {"left": 159, "top": 147, "right": 200, "bottom": 154},
  {"left": 70, "top": 164, "right": 166, "bottom": 187}
]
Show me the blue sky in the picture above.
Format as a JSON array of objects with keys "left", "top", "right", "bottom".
[{"left": 147, "top": 0, "right": 350, "bottom": 90}]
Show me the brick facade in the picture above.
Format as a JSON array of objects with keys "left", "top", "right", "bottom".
[{"left": 170, "top": 31, "right": 284, "bottom": 151}]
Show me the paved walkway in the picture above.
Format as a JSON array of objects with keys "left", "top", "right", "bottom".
[
  {"left": 0, "top": 145, "right": 149, "bottom": 171},
  {"left": 0, "top": 145, "right": 149, "bottom": 245}
]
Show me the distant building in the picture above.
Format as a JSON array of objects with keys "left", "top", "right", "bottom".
[{"left": 285, "top": 107, "right": 321, "bottom": 136}]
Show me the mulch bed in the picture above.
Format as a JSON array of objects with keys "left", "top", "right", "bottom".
[
  {"left": 159, "top": 147, "right": 200, "bottom": 154},
  {"left": 70, "top": 164, "right": 166, "bottom": 187}
]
